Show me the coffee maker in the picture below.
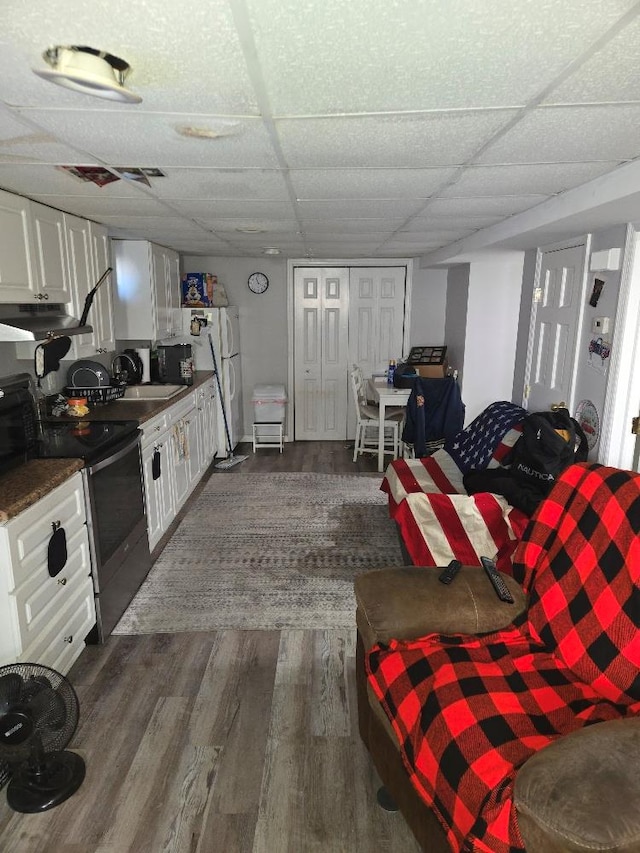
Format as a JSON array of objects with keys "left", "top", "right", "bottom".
[{"left": 156, "top": 344, "right": 194, "bottom": 385}]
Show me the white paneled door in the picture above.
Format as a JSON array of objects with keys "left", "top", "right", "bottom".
[
  {"left": 525, "top": 244, "right": 587, "bottom": 414},
  {"left": 294, "top": 267, "right": 349, "bottom": 440},
  {"left": 348, "top": 266, "right": 406, "bottom": 437}
]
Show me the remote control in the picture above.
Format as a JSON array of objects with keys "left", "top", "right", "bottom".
[
  {"left": 480, "top": 556, "right": 514, "bottom": 603},
  {"left": 438, "top": 559, "right": 462, "bottom": 585}
]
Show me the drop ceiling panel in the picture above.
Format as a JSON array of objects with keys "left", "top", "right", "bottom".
[
  {"left": 23, "top": 195, "right": 174, "bottom": 218},
  {"left": 16, "top": 111, "right": 279, "bottom": 168},
  {"left": 0, "top": 0, "right": 258, "bottom": 114},
  {"left": 247, "top": 0, "right": 636, "bottom": 113},
  {"left": 290, "top": 168, "right": 458, "bottom": 199},
  {"left": 478, "top": 105, "right": 640, "bottom": 164},
  {"left": 298, "top": 199, "right": 425, "bottom": 219},
  {"left": 0, "top": 164, "right": 144, "bottom": 198},
  {"left": 443, "top": 162, "right": 621, "bottom": 196},
  {"left": 429, "top": 195, "right": 548, "bottom": 215},
  {"left": 391, "top": 229, "right": 474, "bottom": 243},
  {"left": 196, "top": 219, "right": 300, "bottom": 235},
  {"left": 544, "top": 16, "right": 640, "bottom": 105},
  {"left": 300, "top": 219, "right": 404, "bottom": 234},
  {"left": 276, "top": 112, "right": 517, "bottom": 168},
  {"left": 402, "top": 215, "right": 504, "bottom": 231},
  {"left": 168, "top": 199, "right": 297, "bottom": 219},
  {"left": 148, "top": 169, "right": 291, "bottom": 201}
]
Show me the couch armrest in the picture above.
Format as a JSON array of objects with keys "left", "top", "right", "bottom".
[
  {"left": 514, "top": 718, "right": 640, "bottom": 852},
  {"left": 354, "top": 565, "right": 526, "bottom": 649}
]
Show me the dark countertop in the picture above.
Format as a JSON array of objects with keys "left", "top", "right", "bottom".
[
  {"left": 50, "top": 371, "right": 215, "bottom": 425},
  {"left": 0, "top": 371, "right": 214, "bottom": 522},
  {"left": 0, "top": 459, "right": 84, "bottom": 523}
]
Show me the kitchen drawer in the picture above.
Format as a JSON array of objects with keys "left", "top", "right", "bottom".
[
  {"left": 19, "top": 575, "right": 95, "bottom": 675},
  {"left": 168, "top": 390, "right": 197, "bottom": 424},
  {"left": 1, "top": 472, "right": 86, "bottom": 593},
  {"left": 10, "top": 525, "right": 91, "bottom": 648},
  {"left": 141, "top": 411, "right": 170, "bottom": 448}
]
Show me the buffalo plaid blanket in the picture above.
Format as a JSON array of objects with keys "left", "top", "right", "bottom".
[{"left": 367, "top": 464, "right": 640, "bottom": 853}]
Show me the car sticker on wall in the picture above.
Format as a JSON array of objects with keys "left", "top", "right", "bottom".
[{"left": 575, "top": 400, "right": 600, "bottom": 451}]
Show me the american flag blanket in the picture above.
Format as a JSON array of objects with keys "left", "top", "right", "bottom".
[
  {"left": 382, "top": 401, "right": 526, "bottom": 516},
  {"left": 394, "top": 491, "right": 529, "bottom": 578},
  {"left": 367, "top": 464, "right": 640, "bottom": 853}
]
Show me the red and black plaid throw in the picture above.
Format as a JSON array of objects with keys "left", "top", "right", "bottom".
[{"left": 367, "top": 463, "right": 640, "bottom": 853}]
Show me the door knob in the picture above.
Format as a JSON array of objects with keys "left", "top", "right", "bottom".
[{"left": 550, "top": 401, "right": 567, "bottom": 411}]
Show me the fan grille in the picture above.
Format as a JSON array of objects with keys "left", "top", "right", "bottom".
[{"left": 0, "top": 663, "right": 80, "bottom": 761}]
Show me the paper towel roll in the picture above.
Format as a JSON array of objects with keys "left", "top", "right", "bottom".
[{"left": 136, "top": 348, "right": 151, "bottom": 383}]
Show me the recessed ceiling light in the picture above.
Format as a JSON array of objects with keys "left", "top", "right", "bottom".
[
  {"left": 263, "top": 247, "right": 281, "bottom": 255},
  {"left": 33, "top": 45, "right": 141, "bottom": 103},
  {"left": 236, "top": 226, "right": 264, "bottom": 233}
]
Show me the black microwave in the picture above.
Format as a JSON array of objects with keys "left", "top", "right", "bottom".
[{"left": 0, "top": 374, "right": 39, "bottom": 475}]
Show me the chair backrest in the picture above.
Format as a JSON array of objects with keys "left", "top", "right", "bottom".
[
  {"left": 516, "top": 463, "right": 640, "bottom": 705},
  {"left": 350, "top": 365, "right": 368, "bottom": 417}
]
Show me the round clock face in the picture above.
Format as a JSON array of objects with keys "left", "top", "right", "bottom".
[{"left": 248, "top": 272, "right": 269, "bottom": 294}]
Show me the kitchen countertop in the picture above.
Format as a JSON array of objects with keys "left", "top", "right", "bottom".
[
  {"left": 50, "top": 371, "right": 215, "bottom": 425},
  {"left": 0, "top": 459, "right": 84, "bottom": 523},
  {"left": 0, "top": 371, "right": 214, "bottom": 522}
]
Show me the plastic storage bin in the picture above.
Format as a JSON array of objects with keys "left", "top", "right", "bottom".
[{"left": 252, "top": 385, "right": 287, "bottom": 452}]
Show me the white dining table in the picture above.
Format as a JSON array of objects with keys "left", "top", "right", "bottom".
[{"left": 367, "top": 378, "right": 411, "bottom": 472}]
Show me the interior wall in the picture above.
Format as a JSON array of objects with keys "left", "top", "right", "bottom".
[
  {"left": 444, "top": 264, "right": 470, "bottom": 381},
  {"left": 409, "top": 266, "right": 447, "bottom": 350}
]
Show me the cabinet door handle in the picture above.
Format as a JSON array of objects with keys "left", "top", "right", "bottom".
[
  {"left": 43, "top": 293, "right": 49, "bottom": 300},
  {"left": 63, "top": 635, "right": 73, "bottom": 644},
  {"left": 57, "top": 577, "right": 67, "bottom": 586}
]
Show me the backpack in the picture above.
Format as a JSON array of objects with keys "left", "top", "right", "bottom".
[{"left": 510, "top": 408, "right": 588, "bottom": 496}]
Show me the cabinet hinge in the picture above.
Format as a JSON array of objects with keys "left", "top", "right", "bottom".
[{"left": 533, "top": 287, "right": 542, "bottom": 304}]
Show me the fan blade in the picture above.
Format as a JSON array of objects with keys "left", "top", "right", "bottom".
[
  {"left": 0, "top": 674, "right": 24, "bottom": 715},
  {"left": 19, "top": 677, "right": 52, "bottom": 704},
  {"left": 29, "top": 690, "right": 67, "bottom": 732}
]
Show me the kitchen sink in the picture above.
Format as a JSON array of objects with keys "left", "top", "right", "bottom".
[{"left": 117, "top": 384, "right": 184, "bottom": 401}]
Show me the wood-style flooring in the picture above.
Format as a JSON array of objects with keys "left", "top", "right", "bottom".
[{"left": 0, "top": 442, "right": 420, "bottom": 853}]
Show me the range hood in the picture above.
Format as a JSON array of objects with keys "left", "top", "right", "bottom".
[{"left": 0, "top": 305, "right": 92, "bottom": 342}]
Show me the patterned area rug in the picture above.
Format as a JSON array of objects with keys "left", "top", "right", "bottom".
[{"left": 113, "top": 472, "right": 403, "bottom": 633}]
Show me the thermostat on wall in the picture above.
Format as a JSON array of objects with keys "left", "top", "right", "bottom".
[
  {"left": 592, "top": 316, "right": 610, "bottom": 334},
  {"left": 590, "top": 249, "right": 621, "bottom": 271}
]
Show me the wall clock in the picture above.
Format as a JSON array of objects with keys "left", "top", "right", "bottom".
[{"left": 248, "top": 272, "right": 269, "bottom": 294}]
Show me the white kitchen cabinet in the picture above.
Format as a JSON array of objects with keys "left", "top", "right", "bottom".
[
  {"left": 113, "top": 240, "right": 181, "bottom": 342},
  {"left": 30, "top": 202, "right": 71, "bottom": 304},
  {"left": 0, "top": 189, "right": 39, "bottom": 303},
  {"left": 0, "top": 472, "right": 96, "bottom": 675},
  {"left": 64, "top": 214, "right": 116, "bottom": 360},
  {"left": 169, "top": 393, "right": 200, "bottom": 510},
  {"left": 196, "top": 380, "right": 217, "bottom": 470},
  {"left": 141, "top": 413, "right": 175, "bottom": 552}
]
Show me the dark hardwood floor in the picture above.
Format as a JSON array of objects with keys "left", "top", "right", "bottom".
[{"left": 0, "top": 442, "right": 419, "bottom": 852}]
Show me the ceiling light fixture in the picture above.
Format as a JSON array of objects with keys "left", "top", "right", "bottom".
[
  {"left": 236, "top": 226, "right": 264, "bottom": 233},
  {"left": 263, "top": 247, "right": 281, "bottom": 255},
  {"left": 33, "top": 46, "right": 142, "bottom": 103},
  {"left": 175, "top": 122, "right": 242, "bottom": 139}
]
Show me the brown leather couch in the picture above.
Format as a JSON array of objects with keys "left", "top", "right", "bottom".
[{"left": 355, "top": 565, "right": 640, "bottom": 853}]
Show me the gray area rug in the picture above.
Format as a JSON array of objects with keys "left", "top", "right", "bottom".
[{"left": 113, "top": 472, "right": 403, "bottom": 634}]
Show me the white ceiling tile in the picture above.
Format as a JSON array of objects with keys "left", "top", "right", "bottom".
[
  {"left": 0, "top": 164, "right": 143, "bottom": 198},
  {"left": 444, "top": 162, "right": 620, "bottom": 196},
  {"left": 391, "top": 229, "right": 474, "bottom": 243},
  {"left": 402, "top": 215, "right": 504, "bottom": 231},
  {"left": 300, "top": 219, "right": 404, "bottom": 234},
  {"left": 148, "top": 169, "right": 291, "bottom": 201},
  {"left": 301, "top": 232, "right": 395, "bottom": 242},
  {"left": 544, "top": 16, "right": 640, "bottom": 105},
  {"left": 428, "top": 195, "right": 548, "bottom": 215},
  {"left": 195, "top": 220, "right": 300, "bottom": 234},
  {"left": 16, "top": 111, "right": 279, "bottom": 168},
  {"left": 0, "top": 0, "right": 258, "bottom": 114},
  {"left": 24, "top": 195, "right": 173, "bottom": 218},
  {"left": 276, "top": 112, "right": 517, "bottom": 168},
  {"left": 290, "top": 168, "right": 457, "bottom": 199},
  {"left": 168, "top": 199, "right": 297, "bottom": 219},
  {"left": 247, "top": 0, "right": 637, "bottom": 113},
  {"left": 298, "top": 198, "right": 424, "bottom": 219},
  {"left": 478, "top": 106, "right": 640, "bottom": 164}
]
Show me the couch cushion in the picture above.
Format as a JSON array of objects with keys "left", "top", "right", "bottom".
[{"left": 524, "top": 463, "right": 640, "bottom": 704}]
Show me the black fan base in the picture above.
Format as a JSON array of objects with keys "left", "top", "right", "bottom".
[{"left": 7, "top": 750, "right": 85, "bottom": 813}]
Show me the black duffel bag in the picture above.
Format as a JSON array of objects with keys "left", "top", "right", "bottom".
[{"left": 393, "top": 362, "right": 418, "bottom": 388}]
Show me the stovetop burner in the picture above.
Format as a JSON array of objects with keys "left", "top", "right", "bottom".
[{"left": 36, "top": 419, "right": 140, "bottom": 463}]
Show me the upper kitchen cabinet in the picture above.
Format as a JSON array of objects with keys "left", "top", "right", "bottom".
[
  {"left": 30, "top": 203, "right": 71, "bottom": 304},
  {"left": 0, "top": 189, "right": 38, "bottom": 303},
  {"left": 64, "top": 215, "right": 115, "bottom": 358},
  {"left": 113, "top": 240, "right": 181, "bottom": 342}
]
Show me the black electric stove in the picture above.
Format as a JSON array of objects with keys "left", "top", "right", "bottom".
[{"left": 36, "top": 418, "right": 140, "bottom": 464}]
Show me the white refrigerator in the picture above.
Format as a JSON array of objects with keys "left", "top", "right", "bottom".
[{"left": 182, "top": 307, "right": 243, "bottom": 453}]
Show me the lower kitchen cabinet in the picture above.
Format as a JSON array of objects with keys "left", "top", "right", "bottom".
[
  {"left": 140, "top": 382, "right": 217, "bottom": 551},
  {"left": 0, "top": 472, "right": 96, "bottom": 675}
]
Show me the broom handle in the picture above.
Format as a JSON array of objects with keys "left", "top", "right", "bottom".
[{"left": 208, "top": 336, "right": 233, "bottom": 457}]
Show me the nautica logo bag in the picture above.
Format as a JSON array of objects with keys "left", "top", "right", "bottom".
[{"left": 511, "top": 409, "right": 588, "bottom": 494}]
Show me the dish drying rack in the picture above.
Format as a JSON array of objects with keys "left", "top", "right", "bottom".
[{"left": 64, "top": 384, "right": 126, "bottom": 405}]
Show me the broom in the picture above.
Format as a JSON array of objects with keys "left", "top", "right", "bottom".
[{"left": 209, "top": 335, "right": 248, "bottom": 469}]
